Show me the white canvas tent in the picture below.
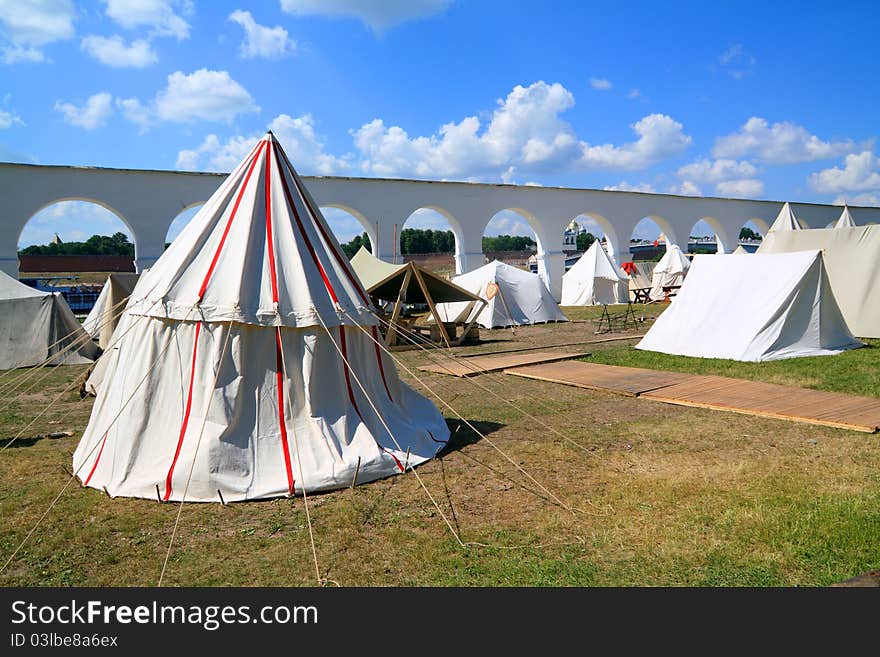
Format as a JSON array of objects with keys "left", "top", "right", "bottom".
[
  {"left": 437, "top": 260, "right": 568, "bottom": 328},
  {"left": 81, "top": 272, "right": 140, "bottom": 349},
  {"left": 561, "top": 241, "right": 629, "bottom": 305},
  {"left": 636, "top": 251, "right": 862, "bottom": 362},
  {"left": 73, "top": 132, "right": 449, "bottom": 502},
  {"left": 768, "top": 201, "right": 807, "bottom": 232},
  {"left": 834, "top": 205, "right": 856, "bottom": 229},
  {"left": 758, "top": 225, "right": 880, "bottom": 338},
  {"left": 0, "top": 272, "right": 99, "bottom": 369},
  {"left": 649, "top": 244, "right": 690, "bottom": 301}
]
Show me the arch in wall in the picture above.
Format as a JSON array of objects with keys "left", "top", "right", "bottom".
[
  {"left": 17, "top": 197, "right": 134, "bottom": 249},
  {"left": 320, "top": 203, "right": 377, "bottom": 255},
  {"left": 749, "top": 217, "right": 770, "bottom": 236},
  {"left": 165, "top": 201, "right": 207, "bottom": 247},
  {"left": 396, "top": 205, "right": 464, "bottom": 267},
  {"left": 483, "top": 207, "right": 546, "bottom": 255},
  {"left": 566, "top": 212, "right": 622, "bottom": 261},
  {"left": 690, "top": 217, "right": 732, "bottom": 254},
  {"left": 628, "top": 216, "right": 678, "bottom": 261}
]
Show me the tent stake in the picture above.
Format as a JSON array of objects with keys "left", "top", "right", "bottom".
[
  {"left": 103, "top": 486, "right": 112, "bottom": 498},
  {"left": 155, "top": 484, "right": 162, "bottom": 503},
  {"left": 217, "top": 489, "right": 226, "bottom": 506},
  {"left": 403, "top": 447, "right": 411, "bottom": 472},
  {"left": 350, "top": 456, "right": 361, "bottom": 489}
]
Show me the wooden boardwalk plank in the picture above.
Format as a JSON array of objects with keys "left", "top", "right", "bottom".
[
  {"left": 418, "top": 350, "right": 590, "bottom": 377},
  {"left": 502, "top": 360, "right": 880, "bottom": 433}
]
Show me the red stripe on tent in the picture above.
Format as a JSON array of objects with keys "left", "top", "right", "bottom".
[
  {"left": 197, "top": 141, "right": 266, "bottom": 302},
  {"left": 271, "top": 142, "right": 339, "bottom": 305},
  {"left": 338, "top": 326, "right": 364, "bottom": 423},
  {"left": 264, "top": 145, "right": 280, "bottom": 304},
  {"left": 275, "top": 327, "right": 295, "bottom": 495},
  {"left": 371, "top": 325, "right": 393, "bottom": 402},
  {"left": 83, "top": 431, "right": 109, "bottom": 486},
  {"left": 163, "top": 321, "right": 202, "bottom": 501},
  {"left": 382, "top": 446, "right": 405, "bottom": 472},
  {"left": 277, "top": 146, "right": 371, "bottom": 306}
]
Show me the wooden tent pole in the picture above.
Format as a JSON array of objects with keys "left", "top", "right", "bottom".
[
  {"left": 412, "top": 267, "right": 451, "bottom": 347},
  {"left": 385, "top": 267, "right": 412, "bottom": 347}
]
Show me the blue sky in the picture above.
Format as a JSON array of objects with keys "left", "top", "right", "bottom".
[{"left": 2, "top": 0, "right": 879, "bottom": 247}]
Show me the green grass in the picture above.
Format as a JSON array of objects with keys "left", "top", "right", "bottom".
[{"left": 585, "top": 339, "right": 880, "bottom": 398}]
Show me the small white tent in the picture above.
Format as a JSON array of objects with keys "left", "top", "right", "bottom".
[
  {"left": 834, "top": 205, "right": 856, "bottom": 229},
  {"left": 0, "top": 272, "right": 99, "bottom": 369},
  {"left": 648, "top": 244, "right": 690, "bottom": 301},
  {"left": 437, "top": 260, "right": 568, "bottom": 328},
  {"left": 81, "top": 272, "right": 140, "bottom": 349},
  {"left": 768, "top": 202, "right": 807, "bottom": 232},
  {"left": 561, "top": 241, "right": 629, "bottom": 305},
  {"left": 73, "top": 132, "right": 450, "bottom": 502},
  {"left": 636, "top": 251, "right": 861, "bottom": 362},
  {"left": 758, "top": 224, "right": 880, "bottom": 338}
]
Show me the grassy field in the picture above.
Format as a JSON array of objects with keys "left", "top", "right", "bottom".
[{"left": 1, "top": 305, "right": 878, "bottom": 586}]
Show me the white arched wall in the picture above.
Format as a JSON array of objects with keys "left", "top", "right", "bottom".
[
  {"left": 165, "top": 201, "right": 207, "bottom": 246},
  {"left": 17, "top": 197, "right": 135, "bottom": 249},
  {"left": 320, "top": 204, "right": 377, "bottom": 255},
  {"left": 692, "top": 216, "right": 735, "bottom": 254},
  {"left": 397, "top": 205, "right": 464, "bottom": 266},
  {"left": 570, "top": 212, "right": 622, "bottom": 262}
]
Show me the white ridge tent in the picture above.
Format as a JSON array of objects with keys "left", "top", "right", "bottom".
[
  {"left": 0, "top": 272, "right": 99, "bottom": 369},
  {"left": 81, "top": 272, "right": 140, "bottom": 349},
  {"left": 758, "top": 224, "right": 880, "bottom": 338},
  {"left": 73, "top": 132, "right": 450, "bottom": 502},
  {"left": 561, "top": 241, "right": 629, "bottom": 305},
  {"left": 648, "top": 244, "right": 690, "bottom": 301},
  {"left": 437, "top": 260, "right": 568, "bottom": 328},
  {"left": 834, "top": 205, "right": 856, "bottom": 229},
  {"left": 636, "top": 251, "right": 862, "bottom": 362},
  {"left": 768, "top": 201, "right": 807, "bottom": 232}
]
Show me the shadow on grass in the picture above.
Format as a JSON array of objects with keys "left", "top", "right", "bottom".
[{"left": 438, "top": 418, "right": 504, "bottom": 457}]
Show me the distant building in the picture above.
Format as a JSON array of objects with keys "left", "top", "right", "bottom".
[{"left": 50, "top": 233, "right": 63, "bottom": 245}]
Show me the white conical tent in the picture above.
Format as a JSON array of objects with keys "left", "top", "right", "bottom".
[
  {"left": 73, "top": 133, "right": 449, "bottom": 502},
  {"left": 636, "top": 251, "right": 862, "bottom": 362},
  {"left": 437, "top": 260, "right": 568, "bottom": 328},
  {"left": 561, "top": 241, "right": 629, "bottom": 305},
  {"left": 648, "top": 244, "right": 690, "bottom": 301},
  {"left": 834, "top": 205, "right": 856, "bottom": 229},
  {"left": 768, "top": 202, "right": 807, "bottom": 232}
]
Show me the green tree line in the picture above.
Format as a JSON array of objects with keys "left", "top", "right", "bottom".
[
  {"left": 18, "top": 232, "right": 135, "bottom": 257},
  {"left": 340, "top": 228, "right": 542, "bottom": 258}
]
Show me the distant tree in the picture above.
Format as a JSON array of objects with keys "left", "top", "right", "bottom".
[
  {"left": 482, "top": 234, "right": 537, "bottom": 251},
  {"left": 341, "top": 232, "right": 373, "bottom": 259},
  {"left": 19, "top": 232, "right": 134, "bottom": 256},
  {"left": 739, "top": 226, "right": 762, "bottom": 240},
  {"left": 576, "top": 232, "right": 596, "bottom": 251}
]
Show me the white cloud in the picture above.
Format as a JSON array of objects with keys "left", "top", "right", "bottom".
[
  {"left": 485, "top": 211, "right": 533, "bottom": 237},
  {"left": 715, "top": 178, "right": 764, "bottom": 198},
  {"left": 229, "top": 10, "right": 295, "bottom": 59},
  {"left": 103, "top": 0, "right": 191, "bottom": 40},
  {"left": 116, "top": 97, "right": 152, "bottom": 130},
  {"left": 280, "top": 0, "right": 451, "bottom": 33},
  {"left": 176, "top": 113, "right": 351, "bottom": 174},
  {"left": 718, "top": 43, "right": 755, "bottom": 79},
  {"left": 603, "top": 181, "right": 656, "bottom": 193},
  {"left": 81, "top": 34, "right": 158, "bottom": 67},
  {"left": 676, "top": 158, "right": 757, "bottom": 183},
  {"left": 833, "top": 192, "right": 880, "bottom": 207},
  {"left": 0, "top": 0, "right": 75, "bottom": 63},
  {"left": 119, "top": 69, "right": 258, "bottom": 129},
  {"left": 579, "top": 114, "right": 692, "bottom": 170},
  {"left": 667, "top": 181, "right": 703, "bottom": 196},
  {"left": 54, "top": 92, "right": 114, "bottom": 130},
  {"left": 0, "top": 108, "right": 23, "bottom": 129},
  {"left": 809, "top": 151, "right": 880, "bottom": 193},
  {"left": 20, "top": 200, "right": 132, "bottom": 248},
  {"left": 713, "top": 117, "right": 856, "bottom": 164},
  {"left": 590, "top": 77, "right": 612, "bottom": 90},
  {"left": 627, "top": 88, "right": 642, "bottom": 100},
  {"left": 353, "top": 81, "right": 583, "bottom": 178}
]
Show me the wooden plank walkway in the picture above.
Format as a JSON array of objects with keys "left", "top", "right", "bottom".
[
  {"left": 504, "top": 361, "right": 880, "bottom": 433},
  {"left": 504, "top": 361, "right": 691, "bottom": 397},
  {"left": 418, "top": 350, "right": 590, "bottom": 377}
]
